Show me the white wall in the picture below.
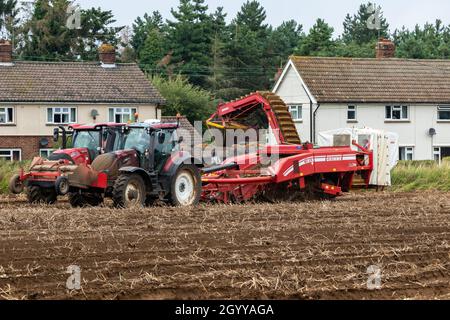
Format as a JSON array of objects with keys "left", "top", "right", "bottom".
[
  {"left": 273, "top": 62, "right": 450, "bottom": 160},
  {"left": 274, "top": 63, "right": 314, "bottom": 142},
  {"left": 314, "top": 104, "right": 450, "bottom": 160},
  {"left": 0, "top": 103, "right": 158, "bottom": 136}
]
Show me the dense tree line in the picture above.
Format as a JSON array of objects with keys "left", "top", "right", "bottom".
[{"left": 1, "top": 0, "right": 450, "bottom": 120}]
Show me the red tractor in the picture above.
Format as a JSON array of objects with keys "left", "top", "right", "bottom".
[
  {"left": 9, "top": 123, "right": 127, "bottom": 204},
  {"left": 56, "top": 121, "right": 203, "bottom": 208}
]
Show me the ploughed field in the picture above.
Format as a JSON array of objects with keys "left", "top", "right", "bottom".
[{"left": 0, "top": 192, "right": 449, "bottom": 300}]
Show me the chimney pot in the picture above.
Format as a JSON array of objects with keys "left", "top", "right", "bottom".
[
  {"left": 0, "top": 39, "right": 13, "bottom": 64},
  {"left": 376, "top": 38, "right": 395, "bottom": 59},
  {"left": 98, "top": 43, "right": 116, "bottom": 67}
]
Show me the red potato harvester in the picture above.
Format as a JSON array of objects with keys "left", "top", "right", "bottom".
[{"left": 202, "top": 92, "right": 373, "bottom": 204}]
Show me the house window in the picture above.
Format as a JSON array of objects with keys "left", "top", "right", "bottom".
[
  {"left": 434, "top": 147, "right": 450, "bottom": 162},
  {"left": 0, "top": 107, "right": 14, "bottom": 124},
  {"left": 399, "top": 147, "right": 414, "bottom": 161},
  {"left": 347, "top": 105, "right": 357, "bottom": 121},
  {"left": 434, "top": 147, "right": 441, "bottom": 162},
  {"left": 438, "top": 106, "right": 450, "bottom": 120},
  {"left": 386, "top": 105, "right": 408, "bottom": 120},
  {"left": 109, "top": 107, "right": 137, "bottom": 123},
  {"left": 288, "top": 105, "right": 302, "bottom": 121},
  {"left": 47, "top": 107, "right": 77, "bottom": 124},
  {"left": 0, "top": 149, "right": 21, "bottom": 161},
  {"left": 39, "top": 149, "right": 54, "bottom": 158}
]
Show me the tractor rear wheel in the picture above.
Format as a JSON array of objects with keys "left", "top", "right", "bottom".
[
  {"left": 112, "top": 174, "right": 146, "bottom": 208},
  {"left": 169, "top": 165, "right": 201, "bottom": 207},
  {"left": 26, "top": 186, "right": 57, "bottom": 204}
]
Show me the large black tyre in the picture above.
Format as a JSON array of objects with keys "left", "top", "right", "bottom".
[
  {"left": 26, "top": 186, "right": 42, "bottom": 204},
  {"left": 69, "top": 192, "right": 104, "bottom": 208},
  {"left": 68, "top": 192, "right": 86, "bottom": 208},
  {"left": 26, "top": 186, "right": 57, "bottom": 204},
  {"left": 112, "top": 174, "right": 146, "bottom": 208},
  {"left": 169, "top": 165, "right": 201, "bottom": 207}
]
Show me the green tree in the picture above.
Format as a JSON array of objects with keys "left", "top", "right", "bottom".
[
  {"left": 76, "top": 7, "right": 123, "bottom": 60},
  {"left": 20, "top": 0, "right": 74, "bottom": 60},
  {"left": 342, "top": 2, "right": 389, "bottom": 45},
  {"left": 131, "top": 11, "right": 164, "bottom": 55},
  {"left": 151, "top": 75, "right": 216, "bottom": 124},
  {"left": 295, "top": 18, "right": 336, "bottom": 56},
  {"left": 394, "top": 20, "right": 450, "bottom": 59},
  {"left": 209, "top": 7, "right": 229, "bottom": 93},
  {"left": 167, "top": 0, "right": 213, "bottom": 87},
  {"left": 139, "top": 28, "right": 166, "bottom": 73},
  {"left": 222, "top": 1, "right": 270, "bottom": 99},
  {"left": 0, "top": 0, "right": 19, "bottom": 41},
  {"left": 268, "top": 20, "right": 303, "bottom": 65}
]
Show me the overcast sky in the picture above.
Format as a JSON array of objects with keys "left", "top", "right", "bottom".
[{"left": 75, "top": 0, "right": 450, "bottom": 36}]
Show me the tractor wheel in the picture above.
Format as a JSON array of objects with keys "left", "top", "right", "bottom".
[
  {"left": 26, "top": 186, "right": 42, "bottom": 204},
  {"left": 169, "top": 165, "right": 201, "bottom": 207},
  {"left": 9, "top": 174, "right": 24, "bottom": 194},
  {"left": 27, "top": 187, "right": 57, "bottom": 204},
  {"left": 55, "top": 176, "right": 70, "bottom": 195},
  {"left": 69, "top": 193, "right": 103, "bottom": 208},
  {"left": 68, "top": 192, "right": 86, "bottom": 208},
  {"left": 112, "top": 174, "right": 146, "bottom": 208},
  {"left": 42, "top": 188, "right": 57, "bottom": 204}
]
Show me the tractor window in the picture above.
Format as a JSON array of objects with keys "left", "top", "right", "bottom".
[
  {"left": 73, "top": 130, "right": 100, "bottom": 151},
  {"left": 123, "top": 128, "right": 149, "bottom": 153}
]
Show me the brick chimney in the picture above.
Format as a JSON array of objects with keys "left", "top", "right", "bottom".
[
  {"left": 0, "top": 39, "right": 13, "bottom": 64},
  {"left": 98, "top": 43, "right": 116, "bottom": 67},
  {"left": 376, "top": 38, "right": 395, "bottom": 59}
]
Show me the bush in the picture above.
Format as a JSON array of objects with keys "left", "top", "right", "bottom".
[
  {"left": 150, "top": 75, "right": 217, "bottom": 125},
  {"left": 0, "top": 160, "right": 31, "bottom": 194},
  {"left": 391, "top": 160, "right": 450, "bottom": 192}
]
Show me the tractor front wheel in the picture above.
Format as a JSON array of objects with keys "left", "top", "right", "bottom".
[
  {"left": 169, "top": 165, "right": 201, "bottom": 207},
  {"left": 112, "top": 174, "right": 146, "bottom": 208}
]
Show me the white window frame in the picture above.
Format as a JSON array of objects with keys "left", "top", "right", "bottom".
[
  {"left": 288, "top": 105, "right": 302, "bottom": 121},
  {"left": 434, "top": 147, "right": 441, "bottom": 163},
  {"left": 437, "top": 106, "right": 450, "bottom": 121},
  {"left": 108, "top": 107, "right": 138, "bottom": 123},
  {"left": 385, "top": 105, "right": 409, "bottom": 121},
  {"left": 347, "top": 105, "right": 357, "bottom": 121},
  {"left": 399, "top": 146, "right": 414, "bottom": 161},
  {"left": 0, "top": 149, "right": 22, "bottom": 161},
  {"left": 0, "top": 107, "right": 14, "bottom": 124},
  {"left": 47, "top": 107, "right": 77, "bottom": 124},
  {"left": 39, "top": 149, "right": 55, "bottom": 158}
]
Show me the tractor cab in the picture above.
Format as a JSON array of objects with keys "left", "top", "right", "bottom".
[
  {"left": 52, "top": 123, "right": 126, "bottom": 164},
  {"left": 123, "top": 122, "right": 181, "bottom": 172}
]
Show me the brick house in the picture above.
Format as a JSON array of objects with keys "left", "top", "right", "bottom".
[{"left": 0, "top": 40, "right": 165, "bottom": 161}]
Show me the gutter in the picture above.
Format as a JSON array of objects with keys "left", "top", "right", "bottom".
[{"left": 313, "top": 103, "right": 321, "bottom": 144}]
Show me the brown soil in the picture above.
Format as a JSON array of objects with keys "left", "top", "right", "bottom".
[{"left": 0, "top": 191, "right": 448, "bottom": 300}]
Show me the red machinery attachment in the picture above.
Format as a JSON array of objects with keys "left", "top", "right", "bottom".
[
  {"left": 207, "top": 91, "right": 301, "bottom": 145},
  {"left": 202, "top": 92, "right": 374, "bottom": 204}
]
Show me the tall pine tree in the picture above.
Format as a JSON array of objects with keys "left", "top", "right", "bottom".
[{"left": 167, "top": 0, "right": 212, "bottom": 87}]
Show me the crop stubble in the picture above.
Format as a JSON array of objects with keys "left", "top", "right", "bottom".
[{"left": 0, "top": 191, "right": 448, "bottom": 300}]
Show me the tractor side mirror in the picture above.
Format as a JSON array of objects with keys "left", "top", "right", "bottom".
[
  {"left": 53, "top": 128, "right": 59, "bottom": 142},
  {"left": 177, "top": 136, "right": 184, "bottom": 144}
]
